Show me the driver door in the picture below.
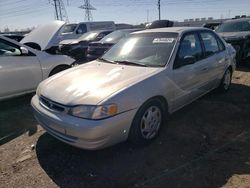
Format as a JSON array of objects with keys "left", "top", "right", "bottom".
[
  {"left": 172, "top": 32, "right": 209, "bottom": 110},
  {"left": 0, "top": 38, "right": 42, "bottom": 98}
]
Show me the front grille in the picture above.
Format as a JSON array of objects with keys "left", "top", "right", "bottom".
[{"left": 40, "top": 96, "right": 67, "bottom": 113}]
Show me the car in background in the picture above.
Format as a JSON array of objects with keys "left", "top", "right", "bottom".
[
  {"left": 59, "top": 30, "right": 113, "bottom": 60},
  {"left": 86, "top": 29, "right": 141, "bottom": 61},
  {"left": 21, "top": 20, "right": 66, "bottom": 54},
  {"left": 145, "top": 20, "right": 174, "bottom": 29},
  {"left": 31, "top": 27, "right": 236, "bottom": 150},
  {"left": 58, "top": 21, "right": 116, "bottom": 42},
  {"left": 216, "top": 18, "right": 250, "bottom": 64},
  {"left": 203, "top": 22, "right": 222, "bottom": 30},
  {"left": 2, "top": 34, "right": 24, "bottom": 42},
  {"left": 0, "top": 36, "right": 75, "bottom": 101}
]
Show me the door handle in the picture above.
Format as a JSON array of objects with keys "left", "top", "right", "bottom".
[{"left": 201, "top": 67, "right": 208, "bottom": 71}]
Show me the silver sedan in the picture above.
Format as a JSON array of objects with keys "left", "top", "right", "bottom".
[{"left": 31, "top": 27, "right": 236, "bottom": 150}]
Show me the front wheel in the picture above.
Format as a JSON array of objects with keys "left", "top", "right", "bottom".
[
  {"left": 218, "top": 68, "right": 232, "bottom": 93},
  {"left": 129, "top": 99, "right": 165, "bottom": 145}
]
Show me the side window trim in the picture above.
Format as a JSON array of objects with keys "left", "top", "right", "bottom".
[{"left": 215, "top": 35, "right": 226, "bottom": 52}]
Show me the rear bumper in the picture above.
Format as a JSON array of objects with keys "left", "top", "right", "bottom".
[{"left": 31, "top": 95, "right": 137, "bottom": 150}]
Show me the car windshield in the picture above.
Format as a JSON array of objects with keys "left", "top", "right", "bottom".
[
  {"left": 216, "top": 20, "right": 250, "bottom": 32},
  {"left": 101, "top": 32, "right": 178, "bottom": 67},
  {"left": 99, "top": 30, "right": 129, "bottom": 43},
  {"left": 78, "top": 32, "right": 98, "bottom": 41},
  {"left": 61, "top": 24, "right": 77, "bottom": 33}
]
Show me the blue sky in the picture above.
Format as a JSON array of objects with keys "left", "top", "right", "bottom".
[{"left": 0, "top": 0, "right": 250, "bottom": 31}]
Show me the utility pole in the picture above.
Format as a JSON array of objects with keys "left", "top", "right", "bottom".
[
  {"left": 79, "top": 0, "right": 96, "bottom": 21},
  {"left": 50, "top": 0, "right": 69, "bottom": 22},
  {"left": 147, "top": 9, "right": 149, "bottom": 23},
  {"left": 158, "top": 0, "right": 161, "bottom": 20}
]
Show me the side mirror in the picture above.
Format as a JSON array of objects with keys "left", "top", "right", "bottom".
[
  {"left": 20, "top": 46, "right": 29, "bottom": 55},
  {"left": 76, "top": 29, "right": 83, "bottom": 34},
  {"left": 182, "top": 56, "right": 196, "bottom": 65},
  {"left": 174, "top": 56, "right": 196, "bottom": 69}
]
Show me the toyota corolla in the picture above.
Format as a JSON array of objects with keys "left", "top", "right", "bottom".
[{"left": 31, "top": 27, "right": 236, "bottom": 150}]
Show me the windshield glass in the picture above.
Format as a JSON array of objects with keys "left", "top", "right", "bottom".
[
  {"left": 79, "top": 32, "right": 98, "bottom": 41},
  {"left": 216, "top": 20, "right": 250, "bottom": 32},
  {"left": 101, "top": 32, "right": 178, "bottom": 67},
  {"left": 99, "top": 30, "right": 129, "bottom": 43},
  {"left": 61, "top": 24, "right": 77, "bottom": 33}
]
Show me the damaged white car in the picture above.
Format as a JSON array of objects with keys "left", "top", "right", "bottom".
[{"left": 0, "top": 35, "right": 75, "bottom": 100}]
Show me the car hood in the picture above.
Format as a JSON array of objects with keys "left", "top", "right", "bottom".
[
  {"left": 39, "top": 60, "right": 160, "bottom": 105},
  {"left": 59, "top": 39, "right": 80, "bottom": 45},
  {"left": 218, "top": 31, "right": 250, "bottom": 41},
  {"left": 21, "top": 21, "right": 65, "bottom": 50}
]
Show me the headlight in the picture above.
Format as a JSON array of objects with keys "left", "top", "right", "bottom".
[
  {"left": 69, "top": 104, "right": 118, "bottom": 120},
  {"left": 70, "top": 40, "right": 79, "bottom": 45},
  {"left": 36, "top": 85, "right": 41, "bottom": 97}
]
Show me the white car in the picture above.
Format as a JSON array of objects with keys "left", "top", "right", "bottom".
[{"left": 0, "top": 36, "right": 75, "bottom": 100}]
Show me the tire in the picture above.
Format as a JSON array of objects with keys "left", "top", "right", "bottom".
[
  {"left": 218, "top": 68, "right": 232, "bottom": 93},
  {"left": 49, "top": 65, "right": 69, "bottom": 77},
  {"left": 128, "top": 99, "right": 165, "bottom": 145}
]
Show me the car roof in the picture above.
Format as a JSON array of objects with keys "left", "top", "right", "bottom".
[
  {"left": 224, "top": 18, "right": 250, "bottom": 23},
  {"left": 134, "top": 27, "right": 211, "bottom": 34}
]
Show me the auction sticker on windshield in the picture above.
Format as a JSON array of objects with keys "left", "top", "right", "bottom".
[{"left": 153, "top": 38, "right": 175, "bottom": 43}]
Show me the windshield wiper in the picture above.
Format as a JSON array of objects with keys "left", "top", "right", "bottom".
[
  {"left": 97, "top": 57, "right": 115, "bottom": 64},
  {"left": 114, "top": 60, "right": 148, "bottom": 67}
]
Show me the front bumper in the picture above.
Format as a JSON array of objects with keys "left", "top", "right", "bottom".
[{"left": 31, "top": 95, "right": 137, "bottom": 150}]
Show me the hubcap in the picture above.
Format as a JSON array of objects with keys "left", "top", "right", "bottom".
[
  {"left": 224, "top": 70, "right": 231, "bottom": 90},
  {"left": 140, "top": 106, "right": 162, "bottom": 140}
]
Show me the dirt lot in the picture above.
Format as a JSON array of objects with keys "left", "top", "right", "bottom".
[{"left": 1, "top": 66, "right": 250, "bottom": 188}]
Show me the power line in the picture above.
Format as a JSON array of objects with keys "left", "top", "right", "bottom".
[
  {"left": 49, "top": 0, "right": 69, "bottom": 22},
  {"left": 78, "top": 0, "right": 96, "bottom": 21}
]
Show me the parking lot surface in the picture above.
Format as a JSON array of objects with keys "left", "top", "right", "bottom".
[{"left": 1, "top": 66, "right": 250, "bottom": 188}]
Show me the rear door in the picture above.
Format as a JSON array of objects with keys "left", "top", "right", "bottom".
[
  {"left": 0, "top": 39, "right": 42, "bottom": 98},
  {"left": 199, "top": 31, "right": 226, "bottom": 89},
  {"left": 172, "top": 32, "right": 209, "bottom": 110}
]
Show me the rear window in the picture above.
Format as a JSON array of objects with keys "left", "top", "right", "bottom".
[{"left": 216, "top": 20, "right": 250, "bottom": 32}]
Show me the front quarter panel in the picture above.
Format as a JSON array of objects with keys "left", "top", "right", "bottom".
[
  {"left": 36, "top": 52, "right": 75, "bottom": 78},
  {"left": 100, "top": 68, "right": 175, "bottom": 115}
]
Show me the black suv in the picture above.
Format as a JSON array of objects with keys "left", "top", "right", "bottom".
[{"left": 216, "top": 18, "right": 250, "bottom": 64}]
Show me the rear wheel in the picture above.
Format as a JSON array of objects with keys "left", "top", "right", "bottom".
[
  {"left": 129, "top": 99, "right": 165, "bottom": 145},
  {"left": 218, "top": 68, "right": 232, "bottom": 93}
]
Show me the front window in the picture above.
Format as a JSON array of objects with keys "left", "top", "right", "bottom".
[
  {"left": 61, "top": 24, "right": 77, "bottom": 34},
  {"left": 216, "top": 20, "right": 250, "bottom": 32},
  {"left": 101, "top": 32, "right": 178, "bottom": 67},
  {"left": 177, "top": 33, "right": 203, "bottom": 61},
  {"left": 0, "top": 39, "right": 21, "bottom": 56},
  {"left": 76, "top": 24, "right": 87, "bottom": 34}
]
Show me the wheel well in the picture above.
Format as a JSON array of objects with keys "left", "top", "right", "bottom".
[
  {"left": 49, "top": 64, "right": 71, "bottom": 77},
  {"left": 144, "top": 96, "right": 169, "bottom": 114}
]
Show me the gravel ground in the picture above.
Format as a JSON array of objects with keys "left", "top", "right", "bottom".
[{"left": 0, "top": 66, "right": 250, "bottom": 188}]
